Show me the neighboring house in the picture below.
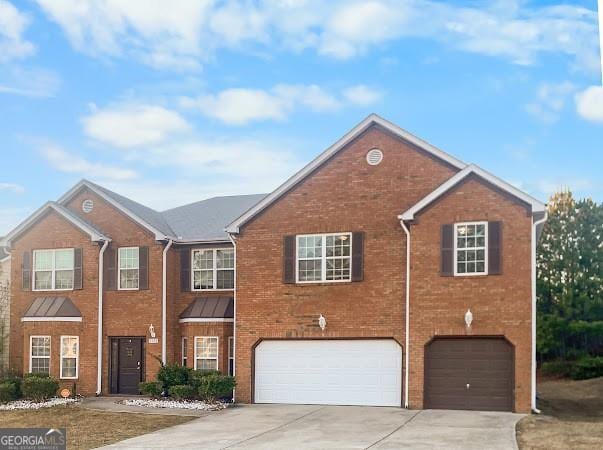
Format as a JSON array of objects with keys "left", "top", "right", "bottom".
[
  {"left": 1, "top": 114, "right": 545, "bottom": 413},
  {"left": 0, "top": 244, "right": 10, "bottom": 372}
]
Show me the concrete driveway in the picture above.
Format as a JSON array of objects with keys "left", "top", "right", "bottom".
[{"left": 100, "top": 404, "right": 523, "bottom": 450}]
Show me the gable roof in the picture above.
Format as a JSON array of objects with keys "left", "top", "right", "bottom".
[
  {"left": 58, "top": 180, "right": 176, "bottom": 240},
  {"left": 0, "top": 245, "right": 9, "bottom": 262},
  {"left": 399, "top": 164, "right": 546, "bottom": 221},
  {"left": 163, "top": 194, "right": 267, "bottom": 242},
  {"left": 226, "top": 113, "right": 467, "bottom": 233},
  {"left": 0, "top": 201, "right": 109, "bottom": 247}
]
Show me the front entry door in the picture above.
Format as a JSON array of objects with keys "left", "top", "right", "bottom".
[{"left": 110, "top": 337, "right": 144, "bottom": 394}]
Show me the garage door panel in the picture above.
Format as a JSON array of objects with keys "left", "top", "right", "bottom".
[{"left": 255, "top": 339, "right": 402, "bottom": 407}]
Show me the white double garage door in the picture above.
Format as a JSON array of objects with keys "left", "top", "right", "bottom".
[{"left": 254, "top": 339, "right": 402, "bottom": 407}]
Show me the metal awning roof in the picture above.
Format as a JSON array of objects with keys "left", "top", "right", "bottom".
[
  {"left": 179, "top": 296, "right": 233, "bottom": 319},
  {"left": 22, "top": 297, "right": 82, "bottom": 321}
]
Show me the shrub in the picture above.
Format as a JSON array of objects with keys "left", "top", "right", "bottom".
[
  {"left": 169, "top": 384, "right": 196, "bottom": 400},
  {"left": 189, "top": 369, "right": 221, "bottom": 389},
  {"left": 541, "top": 360, "right": 572, "bottom": 378},
  {"left": 23, "top": 372, "right": 50, "bottom": 379},
  {"left": 157, "top": 363, "right": 191, "bottom": 391},
  {"left": 21, "top": 376, "right": 59, "bottom": 402},
  {"left": 197, "top": 374, "right": 236, "bottom": 402},
  {"left": 0, "top": 374, "right": 22, "bottom": 398},
  {"left": 0, "top": 382, "right": 19, "bottom": 403},
  {"left": 139, "top": 381, "right": 163, "bottom": 398},
  {"left": 568, "top": 356, "right": 603, "bottom": 380}
]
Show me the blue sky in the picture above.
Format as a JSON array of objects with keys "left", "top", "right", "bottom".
[{"left": 0, "top": 0, "right": 602, "bottom": 235}]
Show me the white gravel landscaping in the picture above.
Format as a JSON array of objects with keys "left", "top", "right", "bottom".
[
  {"left": 120, "top": 398, "right": 231, "bottom": 411},
  {"left": 0, "top": 397, "right": 79, "bottom": 410}
]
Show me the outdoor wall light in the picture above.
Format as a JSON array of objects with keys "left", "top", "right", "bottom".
[
  {"left": 149, "top": 324, "right": 156, "bottom": 338},
  {"left": 465, "top": 309, "right": 473, "bottom": 328},
  {"left": 318, "top": 314, "right": 327, "bottom": 331}
]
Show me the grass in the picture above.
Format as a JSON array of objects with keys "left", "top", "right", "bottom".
[
  {"left": 516, "top": 376, "right": 603, "bottom": 450},
  {"left": 0, "top": 403, "right": 194, "bottom": 450}
]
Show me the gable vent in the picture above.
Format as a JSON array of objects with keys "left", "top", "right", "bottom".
[
  {"left": 82, "top": 199, "right": 94, "bottom": 213},
  {"left": 366, "top": 148, "right": 383, "bottom": 166}
]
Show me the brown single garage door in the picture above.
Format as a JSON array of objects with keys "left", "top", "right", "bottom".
[{"left": 424, "top": 337, "right": 514, "bottom": 411}]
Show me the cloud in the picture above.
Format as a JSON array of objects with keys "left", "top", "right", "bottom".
[
  {"left": 82, "top": 103, "right": 190, "bottom": 148},
  {"left": 0, "top": 66, "right": 61, "bottom": 97},
  {"left": 0, "top": 0, "right": 35, "bottom": 63},
  {"left": 40, "top": 143, "right": 138, "bottom": 181},
  {"left": 181, "top": 83, "right": 380, "bottom": 125},
  {"left": 35, "top": 1, "right": 599, "bottom": 73},
  {"left": 575, "top": 86, "right": 603, "bottom": 124},
  {"left": 0, "top": 182, "right": 24, "bottom": 194},
  {"left": 525, "top": 81, "right": 576, "bottom": 123}
]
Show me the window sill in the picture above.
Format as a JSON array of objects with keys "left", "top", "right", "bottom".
[
  {"left": 293, "top": 280, "right": 353, "bottom": 286},
  {"left": 192, "top": 288, "right": 234, "bottom": 292},
  {"left": 32, "top": 288, "right": 74, "bottom": 292}
]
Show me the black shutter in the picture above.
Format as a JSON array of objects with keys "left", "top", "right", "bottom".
[
  {"left": 104, "top": 246, "right": 117, "bottom": 291},
  {"left": 22, "top": 251, "right": 31, "bottom": 290},
  {"left": 488, "top": 221, "right": 502, "bottom": 275},
  {"left": 139, "top": 246, "right": 149, "bottom": 290},
  {"left": 74, "top": 248, "right": 83, "bottom": 290},
  {"left": 283, "top": 235, "right": 296, "bottom": 284},
  {"left": 351, "top": 232, "right": 364, "bottom": 282},
  {"left": 180, "top": 248, "right": 191, "bottom": 292},
  {"left": 441, "top": 224, "right": 454, "bottom": 277}
]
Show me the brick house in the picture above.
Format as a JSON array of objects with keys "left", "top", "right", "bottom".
[{"left": 2, "top": 115, "right": 545, "bottom": 412}]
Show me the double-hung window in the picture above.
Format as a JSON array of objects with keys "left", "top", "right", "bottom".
[
  {"left": 33, "top": 249, "right": 74, "bottom": 290},
  {"left": 194, "top": 336, "right": 218, "bottom": 371},
  {"left": 454, "top": 222, "right": 487, "bottom": 276},
  {"left": 192, "top": 248, "right": 234, "bottom": 290},
  {"left": 228, "top": 336, "right": 234, "bottom": 376},
  {"left": 118, "top": 247, "right": 139, "bottom": 290},
  {"left": 60, "top": 336, "right": 79, "bottom": 379},
  {"left": 297, "top": 233, "right": 352, "bottom": 282},
  {"left": 30, "top": 336, "right": 51, "bottom": 374}
]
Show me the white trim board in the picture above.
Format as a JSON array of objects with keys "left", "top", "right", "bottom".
[
  {"left": 179, "top": 318, "right": 234, "bottom": 323},
  {"left": 22, "top": 317, "right": 82, "bottom": 322},
  {"left": 399, "top": 164, "right": 546, "bottom": 221},
  {"left": 226, "top": 114, "right": 467, "bottom": 234}
]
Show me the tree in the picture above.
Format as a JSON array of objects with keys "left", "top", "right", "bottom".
[{"left": 537, "top": 190, "right": 603, "bottom": 361}]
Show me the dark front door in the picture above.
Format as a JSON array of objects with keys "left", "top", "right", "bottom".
[
  {"left": 110, "top": 337, "right": 144, "bottom": 394},
  {"left": 424, "top": 337, "right": 514, "bottom": 411}
]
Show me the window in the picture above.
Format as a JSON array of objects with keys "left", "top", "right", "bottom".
[
  {"left": 30, "top": 336, "right": 50, "bottom": 374},
  {"left": 228, "top": 337, "right": 234, "bottom": 376},
  {"left": 454, "top": 222, "right": 488, "bottom": 276},
  {"left": 33, "top": 249, "right": 74, "bottom": 290},
  {"left": 192, "top": 248, "right": 234, "bottom": 290},
  {"left": 118, "top": 247, "right": 139, "bottom": 290},
  {"left": 194, "top": 336, "right": 218, "bottom": 371},
  {"left": 60, "top": 336, "right": 79, "bottom": 379},
  {"left": 296, "top": 233, "right": 352, "bottom": 282},
  {"left": 181, "top": 337, "right": 188, "bottom": 367}
]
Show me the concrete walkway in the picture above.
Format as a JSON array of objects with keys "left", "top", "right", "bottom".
[
  {"left": 82, "top": 397, "right": 213, "bottom": 417},
  {"left": 99, "top": 404, "right": 523, "bottom": 449}
]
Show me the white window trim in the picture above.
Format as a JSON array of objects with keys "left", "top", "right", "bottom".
[
  {"left": 191, "top": 248, "right": 235, "bottom": 291},
  {"left": 295, "top": 232, "right": 353, "bottom": 284},
  {"left": 29, "top": 335, "right": 51, "bottom": 374},
  {"left": 60, "top": 335, "right": 79, "bottom": 379},
  {"left": 118, "top": 246, "right": 140, "bottom": 291},
  {"left": 194, "top": 336, "right": 219, "bottom": 371},
  {"left": 181, "top": 337, "right": 188, "bottom": 367},
  {"left": 32, "top": 248, "right": 75, "bottom": 292},
  {"left": 453, "top": 221, "right": 489, "bottom": 277},
  {"left": 228, "top": 336, "right": 234, "bottom": 376}
]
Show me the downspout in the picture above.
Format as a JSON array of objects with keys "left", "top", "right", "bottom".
[
  {"left": 531, "top": 211, "right": 547, "bottom": 413},
  {"left": 228, "top": 233, "right": 237, "bottom": 402},
  {"left": 162, "top": 239, "right": 173, "bottom": 365},
  {"left": 399, "top": 220, "right": 411, "bottom": 409},
  {"left": 96, "top": 239, "right": 110, "bottom": 395}
]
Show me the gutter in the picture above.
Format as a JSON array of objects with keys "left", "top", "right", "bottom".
[
  {"left": 399, "top": 220, "right": 411, "bottom": 409},
  {"left": 531, "top": 211, "right": 547, "bottom": 413},
  {"left": 162, "top": 239, "right": 173, "bottom": 365},
  {"left": 96, "top": 239, "right": 110, "bottom": 395},
  {"left": 228, "top": 232, "right": 237, "bottom": 401}
]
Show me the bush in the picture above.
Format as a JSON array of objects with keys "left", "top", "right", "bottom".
[
  {"left": 0, "top": 382, "right": 19, "bottom": 403},
  {"left": 0, "top": 374, "right": 22, "bottom": 398},
  {"left": 541, "top": 360, "right": 572, "bottom": 378},
  {"left": 568, "top": 356, "right": 603, "bottom": 380},
  {"left": 157, "top": 363, "right": 191, "bottom": 391},
  {"left": 23, "top": 372, "right": 50, "bottom": 379},
  {"left": 21, "top": 376, "right": 59, "bottom": 402},
  {"left": 197, "top": 374, "right": 235, "bottom": 402},
  {"left": 189, "top": 369, "right": 221, "bottom": 389},
  {"left": 169, "top": 384, "right": 196, "bottom": 400},
  {"left": 139, "top": 381, "right": 163, "bottom": 398}
]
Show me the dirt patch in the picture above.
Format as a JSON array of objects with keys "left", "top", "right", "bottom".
[
  {"left": 517, "top": 377, "right": 603, "bottom": 450},
  {"left": 0, "top": 403, "right": 194, "bottom": 450}
]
